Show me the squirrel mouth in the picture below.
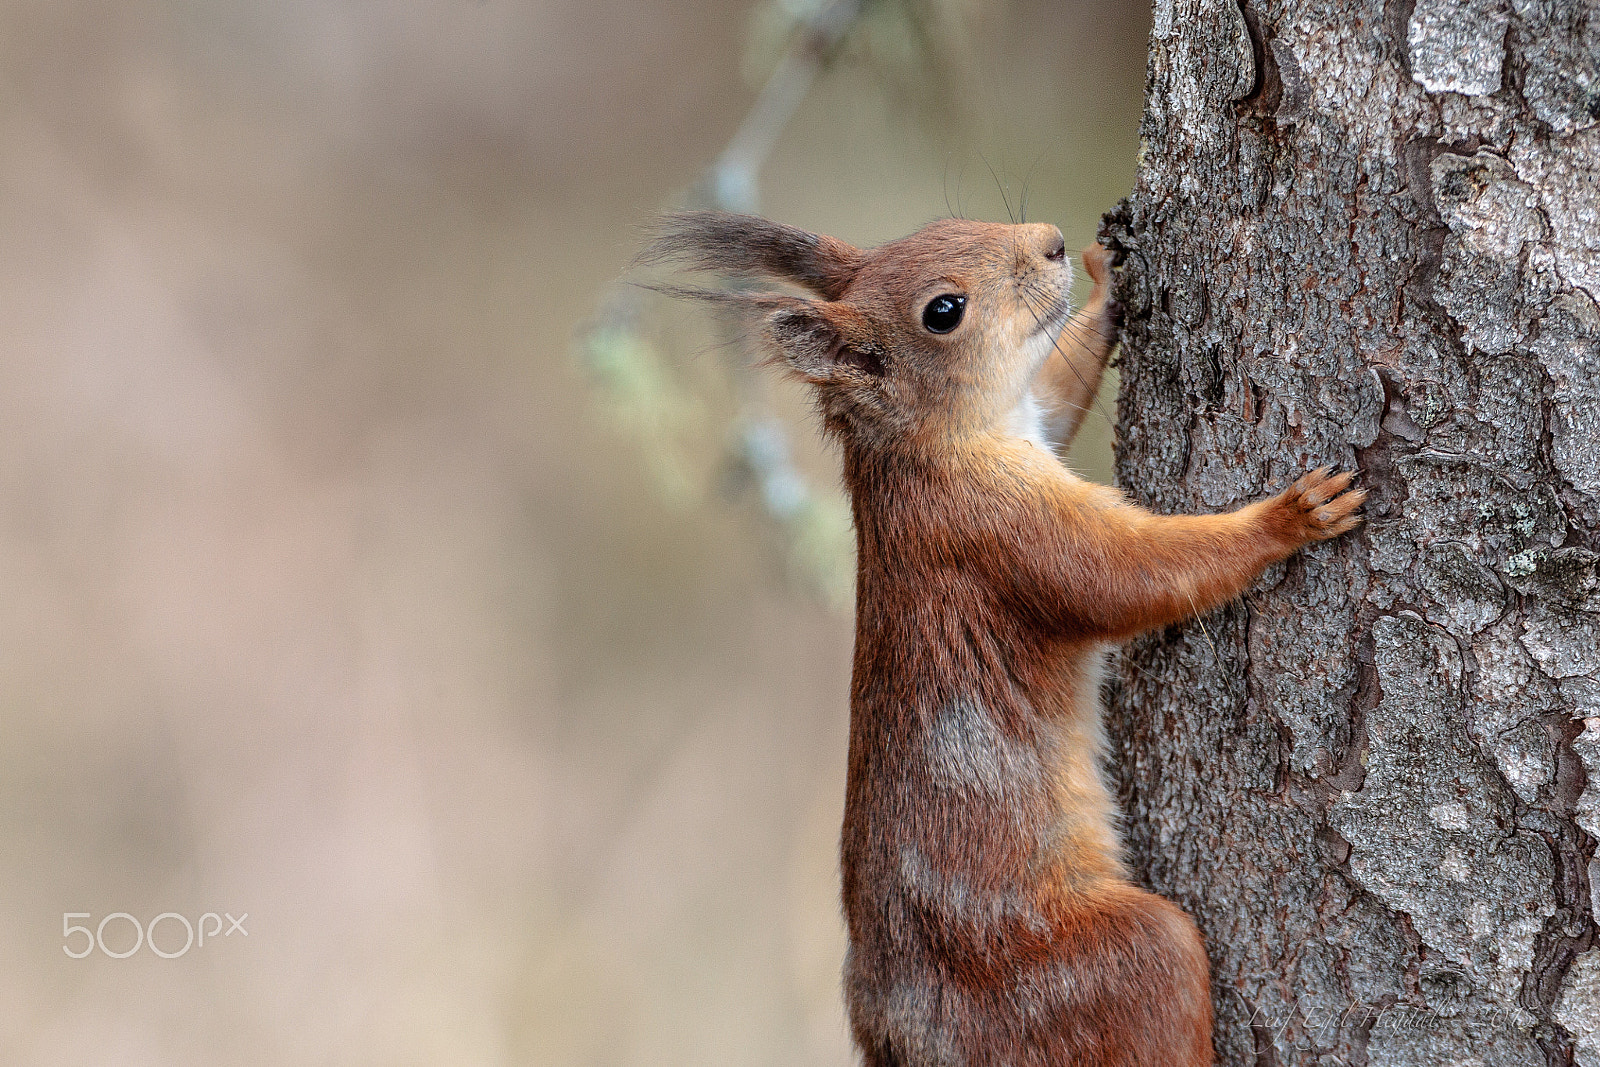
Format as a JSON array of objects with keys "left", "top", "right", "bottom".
[{"left": 1031, "top": 304, "right": 1071, "bottom": 339}]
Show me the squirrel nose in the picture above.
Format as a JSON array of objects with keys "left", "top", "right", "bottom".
[
  {"left": 1025, "top": 223, "right": 1066, "bottom": 263},
  {"left": 1043, "top": 227, "right": 1067, "bottom": 262}
]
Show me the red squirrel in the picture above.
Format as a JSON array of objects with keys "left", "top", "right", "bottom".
[{"left": 645, "top": 212, "right": 1365, "bottom": 1066}]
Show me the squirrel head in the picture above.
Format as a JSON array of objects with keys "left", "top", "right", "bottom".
[{"left": 643, "top": 212, "right": 1073, "bottom": 451}]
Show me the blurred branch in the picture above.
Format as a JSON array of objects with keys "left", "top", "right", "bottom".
[
  {"left": 577, "top": 0, "right": 967, "bottom": 610},
  {"left": 708, "top": 0, "right": 861, "bottom": 214}
]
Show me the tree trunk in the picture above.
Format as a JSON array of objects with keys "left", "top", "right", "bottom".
[{"left": 1100, "top": 1, "right": 1600, "bottom": 1063}]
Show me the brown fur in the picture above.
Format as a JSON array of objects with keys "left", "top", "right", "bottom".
[{"left": 646, "top": 212, "right": 1364, "bottom": 1067}]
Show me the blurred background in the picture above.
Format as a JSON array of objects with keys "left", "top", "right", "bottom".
[{"left": 0, "top": 1, "right": 1148, "bottom": 1063}]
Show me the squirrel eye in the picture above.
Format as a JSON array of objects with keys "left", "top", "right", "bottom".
[{"left": 921, "top": 294, "right": 966, "bottom": 334}]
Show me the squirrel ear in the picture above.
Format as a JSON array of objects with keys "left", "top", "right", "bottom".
[
  {"left": 765, "top": 302, "right": 884, "bottom": 382},
  {"left": 642, "top": 212, "right": 862, "bottom": 300}
]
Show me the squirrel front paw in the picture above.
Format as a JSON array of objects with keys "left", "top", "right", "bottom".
[
  {"left": 1078, "top": 241, "right": 1117, "bottom": 289},
  {"left": 1078, "top": 242, "right": 1122, "bottom": 335},
  {"left": 1273, "top": 467, "right": 1367, "bottom": 544}
]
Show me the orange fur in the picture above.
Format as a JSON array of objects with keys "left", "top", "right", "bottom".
[{"left": 646, "top": 213, "right": 1365, "bottom": 1067}]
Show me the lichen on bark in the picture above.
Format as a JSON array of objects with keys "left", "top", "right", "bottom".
[{"left": 1103, "top": 0, "right": 1599, "bottom": 1063}]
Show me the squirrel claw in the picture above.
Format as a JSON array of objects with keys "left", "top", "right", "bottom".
[
  {"left": 1279, "top": 467, "right": 1366, "bottom": 542},
  {"left": 1079, "top": 241, "right": 1117, "bottom": 287}
]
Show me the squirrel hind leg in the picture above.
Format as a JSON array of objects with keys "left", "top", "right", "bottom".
[
  {"left": 854, "top": 888, "right": 1214, "bottom": 1066},
  {"left": 857, "top": 1042, "right": 906, "bottom": 1067},
  {"left": 1029, "top": 886, "right": 1214, "bottom": 1066}
]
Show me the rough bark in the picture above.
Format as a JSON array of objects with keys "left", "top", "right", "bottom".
[{"left": 1100, "top": 1, "right": 1600, "bottom": 1064}]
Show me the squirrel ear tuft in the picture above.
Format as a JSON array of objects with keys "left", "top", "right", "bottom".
[
  {"left": 765, "top": 303, "right": 884, "bottom": 382},
  {"left": 640, "top": 212, "right": 862, "bottom": 300}
]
